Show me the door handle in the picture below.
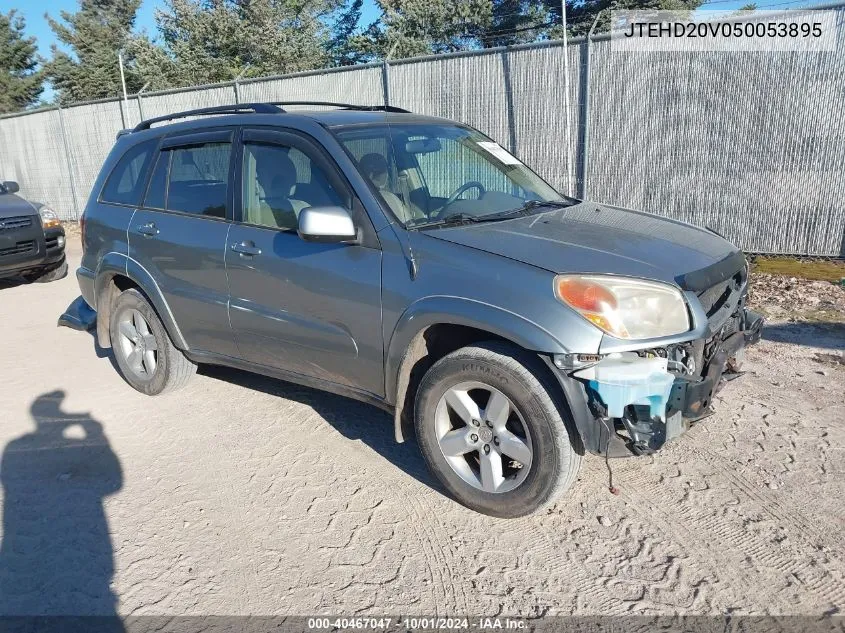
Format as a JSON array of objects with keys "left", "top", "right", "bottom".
[
  {"left": 231, "top": 241, "right": 262, "bottom": 257},
  {"left": 136, "top": 222, "right": 159, "bottom": 237}
]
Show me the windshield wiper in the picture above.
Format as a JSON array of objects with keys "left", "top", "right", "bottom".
[
  {"left": 408, "top": 199, "right": 576, "bottom": 231},
  {"left": 409, "top": 212, "right": 513, "bottom": 231},
  {"left": 501, "top": 199, "right": 575, "bottom": 217}
]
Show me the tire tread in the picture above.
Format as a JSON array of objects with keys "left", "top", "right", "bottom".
[{"left": 414, "top": 340, "right": 582, "bottom": 517}]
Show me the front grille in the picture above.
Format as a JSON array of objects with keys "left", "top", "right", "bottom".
[
  {"left": 697, "top": 266, "right": 746, "bottom": 332},
  {"left": 0, "top": 240, "right": 35, "bottom": 257},
  {"left": 0, "top": 216, "right": 33, "bottom": 231}
]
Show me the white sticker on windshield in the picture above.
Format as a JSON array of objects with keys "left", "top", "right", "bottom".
[{"left": 477, "top": 141, "right": 522, "bottom": 165}]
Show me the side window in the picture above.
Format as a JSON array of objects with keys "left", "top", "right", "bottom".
[
  {"left": 100, "top": 138, "right": 158, "bottom": 206},
  {"left": 166, "top": 142, "right": 231, "bottom": 218},
  {"left": 241, "top": 142, "right": 344, "bottom": 231}
]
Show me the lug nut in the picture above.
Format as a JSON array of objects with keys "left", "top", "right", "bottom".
[
  {"left": 493, "top": 437, "right": 499, "bottom": 446},
  {"left": 471, "top": 419, "right": 480, "bottom": 427},
  {"left": 470, "top": 433, "right": 478, "bottom": 442},
  {"left": 483, "top": 444, "right": 490, "bottom": 454},
  {"left": 485, "top": 420, "right": 493, "bottom": 428}
]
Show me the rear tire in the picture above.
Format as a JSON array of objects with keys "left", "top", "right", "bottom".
[
  {"left": 109, "top": 288, "right": 196, "bottom": 395},
  {"left": 414, "top": 341, "right": 582, "bottom": 518}
]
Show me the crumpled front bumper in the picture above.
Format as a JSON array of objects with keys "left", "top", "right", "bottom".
[{"left": 555, "top": 307, "right": 764, "bottom": 458}]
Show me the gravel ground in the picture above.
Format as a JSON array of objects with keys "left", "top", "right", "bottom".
[{"left": 0, "top": 243, "right": 843, "bottom": 617}]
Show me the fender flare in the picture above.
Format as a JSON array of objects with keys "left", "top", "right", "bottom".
[
  {"left": 385, "top": 295, "right": 570, "bottom": 442},
  {"left": 94, "top": 252, "right": 188, "bottom": 351}
]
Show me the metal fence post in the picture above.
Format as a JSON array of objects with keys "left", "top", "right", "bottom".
[
  {"left": 381, "top": 60, "right": 391, "bottom": 107},
  {"left": 233, "top": 80, "right": 241, "bottom": 104},
  {"left": 579, "top": 12, "right": 603, "bottom": 200},
  {"left": 136, "top": 82, "right": 150, "bottom": 125},
  {"left": 117, "top": 98, "right": 127, "bottom": 130},
  {"left": 57, "top": 106, "right": 81, "bottom": 221},
  {"left": 501, "top": 51, "right": 518, "bottom": 156}
]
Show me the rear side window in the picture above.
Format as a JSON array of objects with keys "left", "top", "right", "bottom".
[
  {"left": 100, "top": 139, "right": 158, "bottom": 206},
  {"left": 167, "top": 143, "right": 231, "bottom": 218},
  {"left": 141, "top": 142, "right": 232, "bottom": 218}
]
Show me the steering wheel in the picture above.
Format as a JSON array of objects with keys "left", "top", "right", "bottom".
[{"left": 439, "top": 181, "right": 486, "bottom": 215}]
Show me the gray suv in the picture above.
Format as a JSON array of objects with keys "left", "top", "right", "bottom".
[{"left": 63, "top": 102, "right": 763, "bottom": 517}]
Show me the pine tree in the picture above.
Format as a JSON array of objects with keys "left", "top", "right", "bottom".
[
  {"left": 44, "top": 0, "right": 143, "bottom": 103},
  {"left": 544, "top": 0, "right": 704, "bottom": 37},
  {"left": 351, "top": 0, "right": 493, "bottom": 59},
  {"left": 327, "top": 0, "right": 365, "bottom": 66},
  {"left": 0, "top": 11, "right": 43, "bottom": 114},
  {"left": 132, "top": 0, "right": 338, "bottom": 89}
]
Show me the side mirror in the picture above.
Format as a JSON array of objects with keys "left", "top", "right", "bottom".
[
  {"left": 297, "top": 206, "right": 359, "bottom": 244},
  {"left": 2, "top": 181, "right": 19, "bottom": 194}
]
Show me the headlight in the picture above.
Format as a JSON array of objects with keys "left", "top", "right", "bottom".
[
  {"left": 39, "top": 207, "right": 61, "bottom": 229},
  {"left": 554, "top": 274, "right": 690, "bottom": 340}
]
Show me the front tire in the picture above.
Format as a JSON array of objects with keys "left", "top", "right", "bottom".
[
  {"left": 414, "top": 341, "right": 582, "bottom": 518},
  {"left": 109, "top": 288, "right": 196, "bottom": 395}
]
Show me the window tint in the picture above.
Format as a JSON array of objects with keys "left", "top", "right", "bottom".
[
  {"left": 144, "top": 151, "right": 169, "bottom": 209},
  {"left": 101, "top": 138, "right": 158, "bottom": 205},
  {"left": 166, "top": 142, "right": 231, "bottom": 218},
  {"left": 242, "top": 142, "right": 344, "bottom": 231}
]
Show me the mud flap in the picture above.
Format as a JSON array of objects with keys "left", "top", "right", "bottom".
[{"left": 58, "top": 295, "right": 96, "bottom": 332}]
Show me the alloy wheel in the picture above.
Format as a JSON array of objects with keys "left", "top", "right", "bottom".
[
  {"left": 117, "top": 309, "right": 158, "bottom": 379},
  {"left": 434, "top": 381, "right": 533, "bottom": 493}
]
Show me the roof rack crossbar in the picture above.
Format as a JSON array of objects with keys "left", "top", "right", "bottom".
[
  {"left": 132, "top": 102, "right": 282, "bottom": 132},
  {"left": 269, "top": 101, "right": 411, "bottom": 113}
]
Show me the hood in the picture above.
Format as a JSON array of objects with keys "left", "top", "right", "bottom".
[
  {"left": 424, "top": 202, "right": 743, "bottom": 290},
  {"left": 0, "top": 192, "right": 37, "bottom": 220}
]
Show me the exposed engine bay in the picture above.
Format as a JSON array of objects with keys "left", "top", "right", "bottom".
[{"left": 566, "top": 266, "right": 765, "bottom": 457}]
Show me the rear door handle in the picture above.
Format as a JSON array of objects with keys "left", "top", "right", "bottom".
[
  {"left": 231, "top": 241, "right": 261, "bottom": 257},
  {"left": 136, "top": 223, "right": 159, "bottom": 237}
]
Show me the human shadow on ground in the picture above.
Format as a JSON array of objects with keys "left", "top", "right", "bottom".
[
  {"left": 0, "top": 390, "right": 124, "bottom": 629},
  {"left": 198, "top": 365, "right": 442, "bottom": 495}
]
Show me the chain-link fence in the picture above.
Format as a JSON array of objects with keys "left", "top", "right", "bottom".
[{"left": 1, "top": 4, "right": 843, "bottom": 255}]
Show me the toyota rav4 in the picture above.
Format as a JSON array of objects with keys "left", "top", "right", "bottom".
[{"left": 61, "top": 102, "right": 763, "bottom": 517}]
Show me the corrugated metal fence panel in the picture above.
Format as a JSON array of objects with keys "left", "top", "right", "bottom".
[
  {"left": 61, "top": 100, "right": 127, "bottom": 218},
  {"left": 389, "top": 53, "right": 512, "bottom": 153},
  {"left": 505, "top": 42, "right": 582, "bottom": 197},
  {"left": 239, "top": 66, "right": 384, "bottom": 104},
  {"left": 586, "top": 6, "right": 845, "bottom": 255},
  {"left": 0, "top": 109, "right": 76, "bottom": 219}
]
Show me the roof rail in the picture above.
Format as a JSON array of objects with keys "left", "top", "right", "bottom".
[
  {"left": 132, "top": 102, "right": 282, "bottom": 132},
  {"left": 269, "top": 101, "right": 411, "bottom": 114}
]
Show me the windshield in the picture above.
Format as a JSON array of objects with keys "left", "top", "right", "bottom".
[{"left": 335, "top": 123, "right": 570, "bottom": 228}]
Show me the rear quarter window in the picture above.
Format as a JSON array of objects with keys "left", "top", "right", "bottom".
[{"left": 100, "top": 138, "right": 159, "bottom": 206}]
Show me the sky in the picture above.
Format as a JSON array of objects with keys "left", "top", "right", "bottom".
[{"left": 5, "top": 0, "right": 385, "bottom": 59}]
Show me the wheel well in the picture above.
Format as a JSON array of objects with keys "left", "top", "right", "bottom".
[
  {"left": 393, "top": 324, "right": 515, "bottom": 442},
  {"left": 95, "top": 274, "right": 139, "bottom": 348}
]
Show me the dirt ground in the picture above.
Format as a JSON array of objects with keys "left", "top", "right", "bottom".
[{"left": 0, "top": 242, "right": 843, "bottom": 617}]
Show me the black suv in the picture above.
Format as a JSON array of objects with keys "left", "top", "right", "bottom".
[{"left": 0, "top": 180, "right": 67, "bottom": 284}]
